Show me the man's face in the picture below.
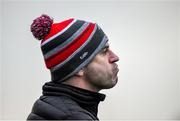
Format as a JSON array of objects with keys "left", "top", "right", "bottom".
[{"left": 83, "top": 43, "right": 119, "bottom": 90}]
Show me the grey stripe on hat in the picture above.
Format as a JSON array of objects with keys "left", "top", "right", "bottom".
[
  {"left": 44, "top": 22, "right": 90, "bottom": 59},
  {"left": 41, "top": 19, "right": 77, "bottom": 46},
  {"left": 59, "top": 35, "right": 108, "bottom": 82},
  {"left": 51, "top": 24, "right": 98, "bottom": 72}
]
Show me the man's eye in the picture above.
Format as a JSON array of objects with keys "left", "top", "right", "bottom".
[{"left": 101, "top": 49, "right": 108, "bottom": 55}]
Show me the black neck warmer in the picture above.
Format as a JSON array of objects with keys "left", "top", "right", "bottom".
[{"left": 42, "top": 81, "right": 106, "bottom": 117}]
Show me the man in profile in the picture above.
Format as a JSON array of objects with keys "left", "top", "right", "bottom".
[{"left": 27, "top": 14, "right": 119, "bottom": 120}]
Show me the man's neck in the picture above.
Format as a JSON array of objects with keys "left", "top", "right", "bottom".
[{"left": 62, "top": 77, "right": 100, "bottom": 92}]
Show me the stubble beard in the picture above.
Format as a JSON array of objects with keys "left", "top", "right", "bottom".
[{"left": 84, "top": 68, "right": 118, "bottom": 90}]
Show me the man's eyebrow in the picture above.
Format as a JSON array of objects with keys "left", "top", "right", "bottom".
[
  {"left": 100, "top": 45, "right": 109, "bottom": 52},
  {"left": 103, "top": 45, "right": 109, "bottom": 50}
]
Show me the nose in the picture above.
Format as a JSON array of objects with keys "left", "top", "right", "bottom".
[{"left": 109, "top": 50, "right": 119, "bottom": 63}]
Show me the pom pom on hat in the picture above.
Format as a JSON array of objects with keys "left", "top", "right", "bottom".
[{"left": 30, "top": 14, "right": 53, "bottom": 40}]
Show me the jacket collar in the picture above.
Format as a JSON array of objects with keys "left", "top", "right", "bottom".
[{"left": 42, "top": 81, "right": 106, "bottom": 117}]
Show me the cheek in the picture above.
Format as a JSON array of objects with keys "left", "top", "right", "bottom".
[
  {"left": 85, "top": 63, "right": 104, "bottom": 77},
  {"left": 93, "top": 61, "right": 109, "bottom": 71},
  {"left": 87, "top": 62, "right": 111, "bottom": 78},
  {"left": 85, "top": 56, "right": 112, "bottom": 77}
]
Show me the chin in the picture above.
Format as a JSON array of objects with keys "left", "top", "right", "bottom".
[
  {"left": 104, "top": 79, "right": 118, "bottom": 89},
  {"left": 112, "top": 77, "right": 118, "bottom": 86},
  {"left": 113, "top": 78, "right": 118, "bottom": 86}
]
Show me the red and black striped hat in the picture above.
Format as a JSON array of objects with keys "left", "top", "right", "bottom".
[{"left": 31, "top": 14, "right": 108, "bottom": 82}]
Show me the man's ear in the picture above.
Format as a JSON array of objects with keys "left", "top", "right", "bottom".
[{"left": 75, "top": 69, "right": 84, "bottom": 77}]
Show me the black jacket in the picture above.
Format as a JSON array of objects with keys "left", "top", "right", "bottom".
[{"left": 27, "top": 82, "right": 105, "bottom": 120}]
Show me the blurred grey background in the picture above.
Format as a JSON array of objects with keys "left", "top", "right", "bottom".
[{"left": 0, "top": 0, "right": 180, "bottom": 120}]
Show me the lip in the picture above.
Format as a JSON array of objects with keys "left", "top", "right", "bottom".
[
  {"left": 114, "top": 64, "right": 118, "bottom": 69},
  {"left": 113, "top": 64, "right": 119, "bottom": 74},
  {"left": 115, "top": 68, "right": 119, "bottom": 74}
]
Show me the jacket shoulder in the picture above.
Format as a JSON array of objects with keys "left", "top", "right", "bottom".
[{"left": 27, "top": 96, "right": 96, "bottom": 120}]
